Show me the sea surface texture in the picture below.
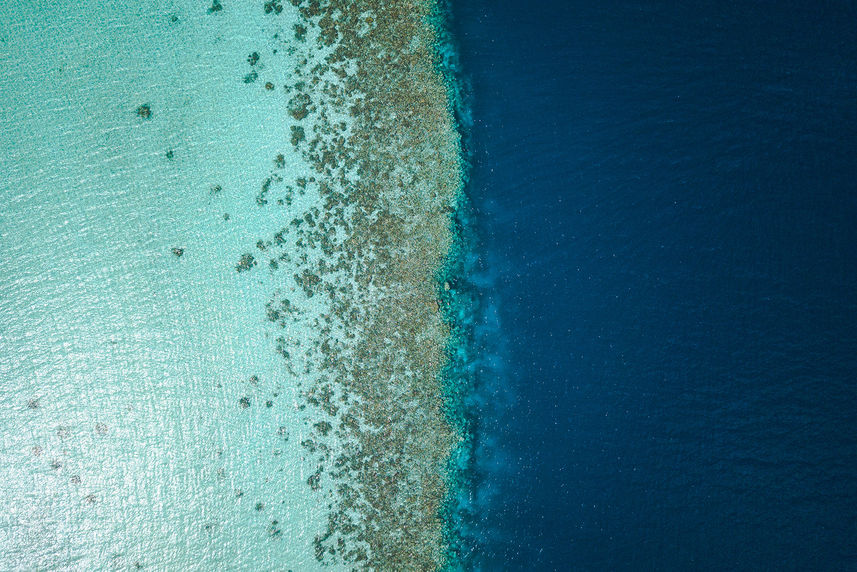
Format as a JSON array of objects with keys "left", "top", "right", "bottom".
[
  {"left": 0, "top": 1, "right": 463, "bottom": 570},
  {"left": 454, "top": 0, "right": 857, "bottom": 570}
]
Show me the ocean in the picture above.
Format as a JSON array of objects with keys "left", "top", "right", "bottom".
[
  {"left": 2, "top": 0, "right": 856, "bottom": 570},
  {"left": 454, "top": 0, "right": 857, "bottom": 570}
]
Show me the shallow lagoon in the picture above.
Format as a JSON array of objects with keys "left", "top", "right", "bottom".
[{"left": 0, "top": 1, "right": 465, "bottom": 569}]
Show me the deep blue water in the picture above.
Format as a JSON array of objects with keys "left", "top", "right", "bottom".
[{"left": 454, "top": 1, "right": 857, "bottom": 570}]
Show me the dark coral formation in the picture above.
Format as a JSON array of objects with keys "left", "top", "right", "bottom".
[
  {"left": 260, "top": 1, "right": 462, "bottom": 569},
  {"left": 264, "top": 0, "right": 284, "bottom": 15},
  {"left": 235, "top": 253, "right": 256, "bottom": 272},
  {"left": 227, "top": 0, "right": 463, "bottom": 568},
  {"left": 135, "top": 104, "right": 152, "bottom": 119}
]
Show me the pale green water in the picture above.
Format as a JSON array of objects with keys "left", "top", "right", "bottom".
[{"left": 0, "top": 1, "right": 340, "bottom": 569}]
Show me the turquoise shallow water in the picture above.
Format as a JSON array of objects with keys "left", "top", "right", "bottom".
[{"left": 0, "top": 1, "right": 337, "bottom": 568}]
